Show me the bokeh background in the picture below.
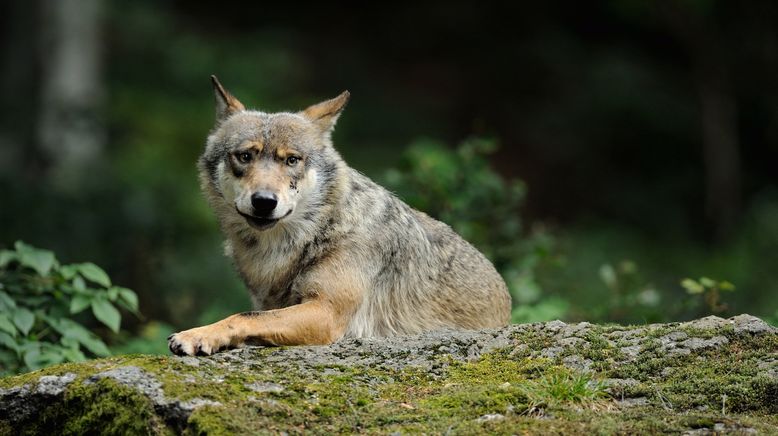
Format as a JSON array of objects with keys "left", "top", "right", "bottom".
[{"left": 1, "top": 1, "right": 777, "bottom": 355}]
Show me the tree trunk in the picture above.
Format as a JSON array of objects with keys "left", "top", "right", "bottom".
[
  {"left": 658, "top": 1, "right": 742, "bottom": 242},
  {"left": 37, "top": 0, "right": 104, "bottom": 191},
  {"left": 0, "top": 2, "right": 40, "bottom": 177},
  {"left": 696, "top": 65, "right": 741, "bottom": 241}
]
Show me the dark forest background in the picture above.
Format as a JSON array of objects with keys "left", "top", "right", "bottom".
[{"left": 1, "top": 1, "right": 777, "bottom": 356}]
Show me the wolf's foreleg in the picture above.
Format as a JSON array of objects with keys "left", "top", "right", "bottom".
[{"left": 167, "top": 298, "right": 348, "bottom": 356}]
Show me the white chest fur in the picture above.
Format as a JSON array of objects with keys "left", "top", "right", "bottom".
[{"left": 224, "top": 235, "right": 302, "bottom": 310}]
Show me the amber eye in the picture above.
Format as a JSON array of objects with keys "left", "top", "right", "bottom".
[
  {"left": 237, "top": 152, "right": 252, "bottom": 164},
  {"left": 286, "top": 156, "right": 300, "bottom": 166}
]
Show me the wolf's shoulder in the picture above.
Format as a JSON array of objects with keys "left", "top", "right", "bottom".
[
  {"left": 345, "top": 168, "right": 385, "bottom": 194},
  {"left": 342, "top": 167, "right": 461, "bottom": 245}
]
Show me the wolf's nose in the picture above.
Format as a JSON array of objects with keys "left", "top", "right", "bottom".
[{"left": 251, "top": 191, "right": 278, "bottom": 216}]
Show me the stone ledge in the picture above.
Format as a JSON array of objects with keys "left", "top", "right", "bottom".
[{"left": 1, "top": 314, "right": 776, "bottom": 434}]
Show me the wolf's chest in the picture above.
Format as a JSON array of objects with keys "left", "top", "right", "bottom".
[{"left": 228, "top": 239, "right": 303, "bottom": 309}]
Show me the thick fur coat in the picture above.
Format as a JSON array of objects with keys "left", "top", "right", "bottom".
[{"left": 168, "top": 77, "right": 511, "bottom": 356}]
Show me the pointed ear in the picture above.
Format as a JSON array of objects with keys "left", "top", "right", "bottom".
[
  {"left": 211, "top": 75, "right": 245, "bottom": 123},
  {"left": 300, "top": 91, "right": 350, "bottom": 131}
]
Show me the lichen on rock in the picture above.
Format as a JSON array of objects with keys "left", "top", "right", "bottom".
[{"left": 1, "top": 314, "right": 776, "bottom": 434}]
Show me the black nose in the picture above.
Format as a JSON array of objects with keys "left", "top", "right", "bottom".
[{"left": 250, "top": 191, "right": 278, "bottom": 216}]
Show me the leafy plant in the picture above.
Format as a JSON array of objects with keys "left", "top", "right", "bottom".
[
  {"left": 385, "top": 137, "right": 561, "bottom": 322},
  {"left": 0, "top": 241, "right": 138, "bottom": 374},
  {"left": 680, "top": 277, "right": 736, "bottom": 314}
]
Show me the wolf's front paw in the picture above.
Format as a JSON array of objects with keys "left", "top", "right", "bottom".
[{"left": 168, "top": 325, "right": 236, "bottom": 356}]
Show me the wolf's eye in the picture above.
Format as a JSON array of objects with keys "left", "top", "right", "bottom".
[
  {"left": 237, "top": 152, "right": 252, "bottom": 164},
  {"left": 286, "top": 156, "right": 300, "bottom": 166}
]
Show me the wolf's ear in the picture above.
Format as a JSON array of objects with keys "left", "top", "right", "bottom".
[
  {"left": 211, "top": 75, "right": 245, "bottom": 124},
  {"left": 301, "top": 91, "right": 350, "bottom": 132}
]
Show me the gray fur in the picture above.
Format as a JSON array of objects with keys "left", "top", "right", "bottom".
[{"left": 187, "top": 84, "right": 511, "bottom": 348}]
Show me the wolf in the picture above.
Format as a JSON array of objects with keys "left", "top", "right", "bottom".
[{"left": 167, "top": 76, "right": 511, "bottom": 356}]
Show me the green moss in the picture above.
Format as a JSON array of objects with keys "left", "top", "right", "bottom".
[
  {"left": 2, "top": 325, "right": 776, "bottom": 434},
  {"left": 610, "top": 331, "right": 778, "bottom": 412},
  {"left": 642, "top": 325, "right": 676, "bottom": 339},
  {"left": 17, "top": 378, "right": 166, "bottom": 435},
  {"left": 509, "top": 328, "right": 553, "bottom": 354},
  {"left": 580, "top": 329, "right": 625, "bottom": 369},
  {"left": 681, "top": 324, "right": 735, "bottom": 339},
  {"left": 447, "top": 353, "right": 550, "bottom": 384},
  {"left": 0, "top": 360, "right": 97, "bottom": 390},
  {"left": 168, "top": 329, "right": 777, "bottom": 433}
]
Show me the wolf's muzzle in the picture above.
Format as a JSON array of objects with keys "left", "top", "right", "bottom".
[
  {"left": 251, "top": 191, "right": 278, "bottom": 217},
  {"left": 237, "top": 208, "right": 280, "bottom": 230}
]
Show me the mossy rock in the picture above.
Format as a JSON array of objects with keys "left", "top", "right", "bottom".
[{"left": 1, "top": 314, "right": 776, "bottom": 435}]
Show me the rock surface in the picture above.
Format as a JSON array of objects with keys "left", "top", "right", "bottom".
[{"left": 1, "top": 314, "right": 776, "bottom": 434}]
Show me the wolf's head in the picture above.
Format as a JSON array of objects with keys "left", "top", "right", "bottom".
[{"left": 199, "top": 76, "right": 349, "bottom": 233}]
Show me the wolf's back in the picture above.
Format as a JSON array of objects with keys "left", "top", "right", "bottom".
[{"left": 340, "top": 170, "right": 511, "bottom": 338}]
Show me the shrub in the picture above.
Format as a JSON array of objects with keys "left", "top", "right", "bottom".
[{"left": 0, "top": 241, "right": 138, "bottom": 374}]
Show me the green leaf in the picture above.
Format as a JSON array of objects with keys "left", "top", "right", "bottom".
[
  {"left": 0, "top": 314, "right": 16, "bottom": 337},
  {"left": 72, "top": 276, "right": 86, "bottom": 292},
  {"left": 719, "top": 281, "right": 736, "bottom": 292},
  {"left": 23, "top": 348, "right": 42, "bottom": 370},
  {"left": 23, "top": 344, "right": 64, "bottom": 370},
  {"left": 37, "top": 349, "right": 65, "bottom": 367},
  {"left": 78, "top": 335, "right": 110, "bottom": 357},
  {"left": 59, "top": 320, "right": 111, "bottom": 356},
  {"left": 13, "top": 308, "right": 35, "bottom": 336},
  {"left": 91, "top": 298, "right": 121, "bottom": 333},
  {"left": 70, "top": 295, "right": 92, "bottom": 314},
  {"left": 699, "top": 277, "right": 716, "bottom": 288},
  {"left": 41, "top": 314, "right": 64, "bottom": 334},
  {"left": 77, "top": 263, "right": 111, "bottom": 288},
  {"left": 0, "top": 250, "right": 17, "bottom": 268},
  {"left": 18, "top": 341, "right": 40, "bottom": 353},
  {"left": 116, "top": 287, "right": 139, "bottom": 312},
  {"left": 0, "top": 291, "right": 16, "bottom": 310},
  {"left": 107, "top": 287, "right": 119, "bottom": 301},
  {"left": 60, "top": 336, "right": 80, "bottom": 349},
  {"left": 0, "top": 332, "right": 19, "bottom": 353},
  {"left": 681, "top": 278, "right": 704, "bottom": 295},
  {"left": 15, "top": 241, "right": 56, "bottom": 276},
  {"left": 59, "top": 265, "right": 79, "bottom": 280},
  {"left": 61, "top": 347, "right": 86, "bottom": 362}
]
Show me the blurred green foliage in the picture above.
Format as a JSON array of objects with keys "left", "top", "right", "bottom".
[
  {"left": 596, "top": 260, "right": 663, "bottom": 323},
  {"left": 681, "top": 277, "right": 736, "bottom": 314},
  {"left": 111, "top": 321, "right": 175, "bottom": 356},
  {"left": 385, "top": 139, "right": 763, "bottom": 325},
  {"left": 0, "top": 242, "right": 138, "bottom": 374},
  {"left": 539, "top": 188, "right": 778, "bottom": 324}
]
